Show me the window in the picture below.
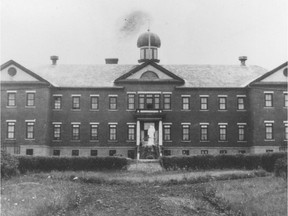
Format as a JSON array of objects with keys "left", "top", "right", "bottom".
[
  {"left": 163, "top": 124, "right": 171, "bottom": 141},
  {"left": 266, "top": 150, "right": 273, "bottom": 153},
  {"left": 219, "top": 124, "right": 227, "bottom": 141},
  {"left": 127, "top": 94, "right": 135, "bottom": 110},
  {"left": 201, "top": 150, "right": 208, "bottom": 155},
  {"left": 53, "top": 96, "right": 62, "bottom": 109},
  {"left": 26, "top": 122, "right": 35, "bottom": 139},
  {"left": 220, "top": 150, "right": 227, "bottom": 154},
  {"left": 163, "top": 94, "right": 171, "bottom": 110},
  {"left": 264, "top": 93, "right": 273, "bottom": 107},
  {"left": 14, "top": 146, "right": 20, "bottom": 154},
  {"left": 53, "top": 150, "right": 60, "bottom": 156},
  {"left": 127, "top": 124, "right": 136, "bottom": 141},
  {"left": 265, "top": 123, "right": 273, "bottom": 140},
  {"left": 182, "top": 150, "right": 189, "bottom": 155},
  {"left": 7, "top": 122, "right": 15, "bottom": 139},
  {"left": 109, "top": 150, "right": 116, "bottom": 156},
  {"left": 109, "top": 97, "right": 117, "bottom": 110},
  {"left": 26, "top": 93, "right": 35, "bottom": 106},
  {"left": 238, "top": 124, "right": 246, "bottom": 141},
  {"left": 91, "top": 96, "right": 99, "bottom": 110},
  {"left": 218, "top": 97, "right": 227, "bottom": 110},
  {"left": 128, "top": 150, "right": 135, "bottom": 159},
  {"left": 285, "top": 124, "right": 288, "bottom": 140},
  {"left": 91, "top": 150, "right": 98, "bottom": 156},
  {"left": 237, "top": 97, "right": 245, "bottom": 110},
  {"left": 7, "top": 93, "right": 16, "bottom": 106},
  {"left": 72, "top": 124, "right": 80, "bottom": 140},
  {"left": 109, "top": 124, "right": 117, "bottom": 140},
  {"left": 182, "top": 124, "right": 190, "bottom": 141},
  {"left": 200, "top": 97, "right": 208, "bottom": 110},
  {"left": 26, "top": 149, "right": 33, "bottom": 155},
  {"left": 72, "top": 150, "right": 79, "bottom": 156},
  {"left": 138, "top": 94, "right": 160, "bottom": 109},
  {"left": 200, "top": 124, "right": 208, "bottom": 141},
  {"left": 284, "top": 93, "right": 288, "bottom": 107},
  {"left": 72, "top": 96, "right": 80, "bottom": 109},
  {"left": 182, "top": 97, "right": 190, "bottom": 110},
  {"left": 53, "top": 124, "right": 61, "bottom": 140},
  {"left": 163, "top": 150, "right": 171, "bottom": 156},
  {"left": 90, "top": 124, "right": 99, "bottom": 140}
]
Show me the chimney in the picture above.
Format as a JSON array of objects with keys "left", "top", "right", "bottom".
[
  {"left": 105, "top": 58, "right": 118, "bottom": 64},
  {"left": 239, "top": 56, "right": 247, "bottom": 66},
  {"left": 50, "top": 56, "right": 59, "bottom": 65}
]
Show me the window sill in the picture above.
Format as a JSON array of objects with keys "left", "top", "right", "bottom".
[
  {"left": 264, "top": 139, "right": 275, "bottom": 141},
  {"left": 163, "top": 109, "right": 172, "bottom": 111},
  {"left": 6, "top": 106, "right": 17, "bottom": 108},
  {"left": 237, "top": 141, "right": 247, "bottom": 143},
  {"left": 181, "top": 110, "right": 191, "bottom": 111},
  {"left": 5, "top": 139, "right": 16, "bottom": 141},
  {"left": 90, "top": 140, "right": 99, "bottom": 142},
  {"left": 71, "top": 140, "right": 80, "bottom": 142},
  {"left": 264, "top": 107, "right": 274, "bottom": 109},
  {"left": 108, "top": 140, "right": 118, "bottom": 142},
  {"left": 126, "top": 109, "right": 136, "bottom": 111},
  {"left": 163, "top": 140, "right": 172, "bottom": 142},
  {"left": 236, "top": 110, "right": 247, "bottom": 112},
  {"left": 200, "top": 140, "right": 210, "bottom": 142},
  {"left": 52, "top": 140, "right": 62, "bottom": 142},
  {"left": 25, "top": 106, "right": 36, "bottom": 108},
  {"left": 90, "top": 109, "right": 99, "bottom": 112},
  {"left": 200, "top": 109, "right": 209, "bottom": 111},
  {"left": 53, "top": 109, "right": 62, "bottom": 111},
  {"left": 25, "top": 139, "right": 35, "bottom": 141},
  {"left": 181, "top": 140, "right": 191, "bottom": 142},
  {"left": 218, "top": 110, "right": 227, "bottom": 111},
  {"left": 71, "top": 109, "right": 81, "bottom": 111},
  {"left": 108, "top": 109, "right": 118, "bottom": 111},
  {"left": 218, "top": 141, "right": 228, "bottom": 142},
  {"left": 126, "top": 140, "right": 136, "bottom": 142}
]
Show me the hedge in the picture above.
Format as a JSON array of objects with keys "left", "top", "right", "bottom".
[
  {"left": 16, "top": 156, "right": 128, "bottom": 173},
  {"left": 160, "top": 152, "right": 287, "bottom": 172},
  {"left": 1, "top": 150, "right": 19, "bottom": 178},
  {"left": 274, "top": 157, "right": 287, "bottom": 179}
]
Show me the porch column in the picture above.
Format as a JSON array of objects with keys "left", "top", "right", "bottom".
[
  {"left": 158, "top": 120, "right": 163, "bottom": 156},
  {"left": 136, "top": 120, "right": 140, "bottom": 160}
]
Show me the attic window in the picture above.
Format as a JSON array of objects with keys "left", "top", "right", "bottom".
[
  {"left": 8, "top": 67, "right": 17, "bottom": 77},
  {"left": 140, "top": 71, "right": 159, "bottom": 80},
  {"left": 283, "top": 68, "right": 288, "bottom": 77}
]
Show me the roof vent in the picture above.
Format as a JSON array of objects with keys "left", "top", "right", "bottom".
[
  {"left": 50, "top": 56, "right": 59, "bottom": 65},
  {"left": 105, "top": 58, "right": 118, "bottom": 64},
  {"left": 239, "top": 56, "right": 247, "bottom": 66}
]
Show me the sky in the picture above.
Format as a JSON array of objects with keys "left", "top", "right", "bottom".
[{"left": 1, "top": 0, "right": 287, "bottom": 70}]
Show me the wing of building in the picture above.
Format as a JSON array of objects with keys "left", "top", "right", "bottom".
[{"left": 1, "top": 31, "right": 287, "bottom": 158}]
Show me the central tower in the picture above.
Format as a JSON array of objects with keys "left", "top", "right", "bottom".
[{"left": 137, "top": 30, "right": 161, "bottom": 63}]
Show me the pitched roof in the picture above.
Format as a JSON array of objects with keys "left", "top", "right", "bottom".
[{"left": 32, "top": 63, "right": 267, "bottom": 88}]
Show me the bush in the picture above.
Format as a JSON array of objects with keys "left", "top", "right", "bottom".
[
  {"left": 17, "top": 156, "right": 128, "bottom": 173},
  {"left": 274, "top": 157, "right": 287, "bottom": 179},
  {"left": 160, "top": 152, "right": 286, "bottom": 171},
  {"left": 1, "top": 150, "right": 19, "bottom": 178}
]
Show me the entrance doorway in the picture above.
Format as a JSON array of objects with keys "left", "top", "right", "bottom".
[{"left": 140, "top": 122, "right": 159, "bottom": 159}]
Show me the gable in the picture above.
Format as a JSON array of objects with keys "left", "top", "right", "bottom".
[
  {"left": 114, "top": 61, "right": 184, "bottom": 84},
  {"left": 251, "top": 62, "right": 288, "bottom": 84},
  {"left": 1, "top": 60, "right": 49, "bottom": 83}
]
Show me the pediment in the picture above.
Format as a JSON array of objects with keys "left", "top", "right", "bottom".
[
  {"left": 1, "top": 60, "right": 48, "bottom": 83},
  {"left": 114, "top": 61, "right": 184, "bottom": 84}
]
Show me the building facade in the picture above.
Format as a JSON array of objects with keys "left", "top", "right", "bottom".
[{"left": 1, "top": 31, "right": 287, "bottom": 159}]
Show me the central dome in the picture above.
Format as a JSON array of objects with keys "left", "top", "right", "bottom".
[{"left": 137, "top": 31, "right": 161, "bottom": 48}]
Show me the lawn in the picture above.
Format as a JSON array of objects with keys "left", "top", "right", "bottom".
[{"left": 1, "top": 169, "right": 287, "bottom": 216}]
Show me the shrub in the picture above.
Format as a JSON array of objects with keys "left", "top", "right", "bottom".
[
  {"left": 17, "top": 156, "right": 128, "bottom": 173},
  {"left": 1, "top": 150, "right": 19, "bottom": 178},
  {"left": 160, "top": 152, "right": 286, "bottom": 171},
  {"left": 274, "top": 157, "right": 287, "bottom": 179}
]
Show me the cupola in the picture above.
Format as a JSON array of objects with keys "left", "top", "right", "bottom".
[{"left": 137, "top": 30, "right": 161, "bottom": 63}]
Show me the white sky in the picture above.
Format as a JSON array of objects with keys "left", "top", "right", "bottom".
[{"left": 1, "top": 0, "right": 287, "bottom": 70}]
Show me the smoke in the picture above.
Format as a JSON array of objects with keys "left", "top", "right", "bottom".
[{"left": 119, "top": 10, "right": 151, "bottom": 37}]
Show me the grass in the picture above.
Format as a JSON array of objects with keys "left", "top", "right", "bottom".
[{"left": 1, "top": 169, "right": 286, "bottom": 216}]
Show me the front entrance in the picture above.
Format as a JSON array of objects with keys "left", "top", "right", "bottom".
[{"left": 139, "top": 122, "right": 160, "bottom": 159}]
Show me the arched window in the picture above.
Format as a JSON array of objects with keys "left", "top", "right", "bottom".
[{"left": 140, "top": 71, "right": 159, "bottom": 80}]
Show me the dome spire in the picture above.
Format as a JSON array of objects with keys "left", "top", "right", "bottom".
[{"left": 137, "top": 30, "right": 161, "bottom": 63}]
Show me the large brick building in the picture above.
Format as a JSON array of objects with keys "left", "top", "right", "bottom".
[{"left": 1, "top": 31, "right": 287, "bottom": 159}]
